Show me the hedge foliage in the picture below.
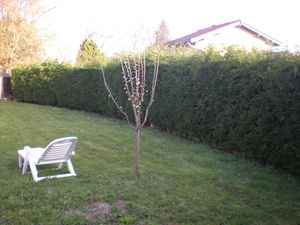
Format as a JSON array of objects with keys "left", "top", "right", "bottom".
[
  {"left": 11, "top": 60, "right": 72, "bottom": 105},
  {"left": 11, "top": 48, "right": 300, "bottom": 174}
]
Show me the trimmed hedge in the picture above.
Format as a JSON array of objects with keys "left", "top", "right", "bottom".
[
  {"left": 12, "top": 61, "right": 72, "bottom": 105},
  {"left": 11, "top": 49, "right": 300, "bottom": 174},
  {"left": 151, "top": 48, "right": 300, "bottom": 174},
  {"left": 11, "top": 60, "right": 132, "bottom": 118}
]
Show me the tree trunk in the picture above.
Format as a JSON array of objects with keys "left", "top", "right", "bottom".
[{"left": 134, "top": 127, "right": 141, "bottom": 177}]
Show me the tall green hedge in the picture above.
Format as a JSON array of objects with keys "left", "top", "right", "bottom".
[
  {"left": 150, "top": 48, "right": 300, "bottom": 174},
  {"left": 11, "top": 49, "right": 300, "bottom": 174},
  {"left": 12, "top": 60, "right": 72, "bottom": 105}
]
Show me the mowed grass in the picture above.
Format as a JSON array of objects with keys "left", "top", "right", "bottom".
[{"left": 0, "top": 101, "right": 299, "bottom": 225}]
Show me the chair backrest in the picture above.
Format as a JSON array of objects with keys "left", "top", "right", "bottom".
[{"left": 38, "top": 137, "right": 78, "bottom": 164}]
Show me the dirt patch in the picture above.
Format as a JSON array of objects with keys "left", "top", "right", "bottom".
[
  {"left": 85, "top": 202, "right": 112, "bottom": 218},
  {"left": 64, "top": 200, "right": 141, "bottom": 220},
  {"left": 64, "top": 201, "right": 112, "bottom": 219},
  {"left": 115, "top": 200, "right": 127, "bottom": 214}
]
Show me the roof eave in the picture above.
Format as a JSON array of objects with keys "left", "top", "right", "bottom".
[
  {"left": 166, "top": 39, "right": 190, "bottom": 45},
  {"left": 240, "top": 22, "right": 283, "bottom": 46}
]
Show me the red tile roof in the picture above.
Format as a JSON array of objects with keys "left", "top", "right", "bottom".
[
  {"left": 167, "top": 20, "right": 282, "bottom": 47},
  {"left": 167, "top": 20, "right": 241, "bottom": 45}
]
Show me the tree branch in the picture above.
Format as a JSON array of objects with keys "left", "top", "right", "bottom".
[
  {"left": 101, "top": 66, "right": 135, "bottom": 129},
  {"left": 141, "top": 50, "right": 160, "bottom": 127}
]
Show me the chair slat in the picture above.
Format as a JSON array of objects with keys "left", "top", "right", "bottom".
[{"left": 38, "top": 138, "right": 77, "bottom": 163}]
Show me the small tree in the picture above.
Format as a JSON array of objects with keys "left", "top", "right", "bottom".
[
  {"left": 76, "top": 38, "right": 105, "bottom": 67},
  {"left": 101, "top": 50, "right": 160, "bottom": 177},
  {"left": 154, "top": 20, "right": 170, "bottom": 48}
]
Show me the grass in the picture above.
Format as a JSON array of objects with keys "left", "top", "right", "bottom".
[{"left": 0, "top": 101, "right": 299, "bottom": 225}]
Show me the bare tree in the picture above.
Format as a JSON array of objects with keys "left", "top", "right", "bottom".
[
  {"left": 101, "top": 50, "right": 160, "bottom": 177},
  {"left": 154, "top": 20, "right": 170, "bottom": 48}
]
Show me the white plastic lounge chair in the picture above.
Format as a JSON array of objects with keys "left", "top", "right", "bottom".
[{"left": 17, "top": 137, "right": 78, "bottom": 182}]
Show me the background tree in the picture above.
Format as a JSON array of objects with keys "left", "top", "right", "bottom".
[
  {"left": 154, "top": 20, "right": 170, "bottom": 48},
  {"left": 0, "top": 0, "right": 45, "bottom": 72},
  {"left": 76, "top": 38, "right": 105, "bottom": 67},
  {"left": 102, "top": 50, "right": 160, "bottom": 177}
]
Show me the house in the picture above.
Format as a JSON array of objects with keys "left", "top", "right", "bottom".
[
  {"left": 167, "top": 20, "right": 283, "bottom": 52},
  {"left": 0, "top": 72, "right": 11, "bottom": 100}
]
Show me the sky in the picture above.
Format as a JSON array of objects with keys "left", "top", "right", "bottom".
[{"left": 40, "top": 0, "right": 300, "bottom": 63}]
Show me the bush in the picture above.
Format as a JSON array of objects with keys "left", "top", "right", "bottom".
[
  {"left": 11, "top": 49, "right": 300, "bottom": 174},
  {"left": 11, "top": 60, "right": 72, "bottom": 105}
]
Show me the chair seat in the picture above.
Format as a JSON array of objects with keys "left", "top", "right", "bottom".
[{"left": 18, "top": 147, "right": 45, "bottom": 164}]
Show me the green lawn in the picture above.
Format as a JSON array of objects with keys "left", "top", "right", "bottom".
[{"left": 0, "top": 101, "right": 299, "bottom": 225}]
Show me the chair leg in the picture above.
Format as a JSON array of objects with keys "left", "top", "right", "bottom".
[
  {"left": 22, "top": 160, "right": 29, "bottom": 175},
  {"left": 57, "top": 162, "right": 63, "bottom": 169},
  {"left": 67, "top": 159, "right": 76, "bottom": 175},
  {"left": 29, "top": 160, "right": 39, "bottom": 182},
  {"left": 18, "top": 155, "right": 23, "bottom": 168}
]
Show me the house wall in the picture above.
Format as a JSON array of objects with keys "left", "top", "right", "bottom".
[{"left": 192, "top": 26, "right": 273, "bottom": 51}]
